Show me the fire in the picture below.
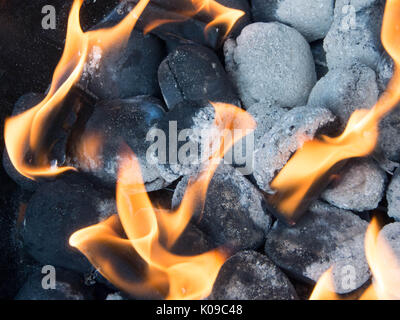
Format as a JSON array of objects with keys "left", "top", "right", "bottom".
[
  {"left": 70, "top": 102, "right": 256, "bottom": 300},
  {"left": 4, "top": 0, "right": 151, "bottom": 180},
  {"left": 143, "top": 0, "right": 245, "bottom": 39},
  {"left": 309, "top": 268, "right": 339, "bottom": 300},
  {"left": 311, "top": 218, "right": 400, "bottom": 300},
  {"left": 269, "top": 0, "right": 400, "bottom": 222}
]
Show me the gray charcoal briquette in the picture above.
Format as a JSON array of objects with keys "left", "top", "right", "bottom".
[
  {"left": 224, "top": 22, "right": 316, "bottom": 109},
  {"left": 265, "top": 201, "right": 370, "bottom": 294},
  {"left": 321, "top": 158, "right": 387, "bottom": 212},
  {"left": 209, "top": 250, "right": 298, "bottom": 300}
]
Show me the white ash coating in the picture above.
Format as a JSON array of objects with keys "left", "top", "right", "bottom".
[
  {"left": 387, "top": 168, "right": 400, "bottom": 221},
  {"left": 252, "top": 0, "right": 334, "bottom": 42},
  {"left": 378, "top": 222, "right": 400, "bottom": 262},
  {"left": 253, "top": 106, "right": 336, "bottom": 192},
  {"left": 154, "top": 104, "right": 219, "bottom": 183},
  {"left": 307, "top": 63, "right": 379, "bottom": 130},
  {"left": 376, "top": 222, "right": 400, "bottom": 298},
  {"left": 321, "top": 158, "right": 387, "bottom": 212},
  {"left": 224, "top": 22, "right": 316, "bottom": 109},
  {"left": 324, "top": 0, "right": 385, "bottom": 71},
  {"left": 246, "top": 102, "right": 288, "bottom": 150},
  {"left": 265, "top": 201, "right": 370, "bottom": 294}
]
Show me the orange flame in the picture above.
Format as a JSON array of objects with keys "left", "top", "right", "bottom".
[
  {"left": 70, "top": 102, "right": 256, "bottom": 300},
  {"left": 144, "top": 0, "right": 245, "bottom": 39},
  {"left": 4, "top": 0, "right": 150, "bottom": 180},
  {"left": 269, "top": 0, "right": 400, "bottom": 220},
  {"left": 309, "top": 268, "right": 339, "bottom": 300}
]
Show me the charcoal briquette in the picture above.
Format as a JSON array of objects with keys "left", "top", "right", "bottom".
[
  {"left": 224, "top": 22, "right": 317, "bottom": 109},
  {"left": 321, "top": 158, "right": 387, "bottom": 212},
  {"left": 158, "top": 45, "right": 240, "bottom": 110},
  {"left": 82, "top": 28, "right": 165, "bottom": 100},
  {"left": 209, "top": 250, "right": 298, "bottom": 300},
  {"left": 253, "top": 106, "right": 337, "bottom": 192},
  {"left": 172, "top": 164, "right": 271, "bottom": 253},
  {"left": 22, "top": 173, "right": 116, "bottom": 274},
  {"left": 246, "top": 102, "right": 287, "bottom": 150},
  {"left": 265, "top": 201, "right": 370, "bottom": 294},
  {"left": 69, "top": 96, "right": 167, "bottom": 191},
  {"left": 324, "top": 0, "right": 385, "bottom": 71},
  {"left": 307, "top": 63, "right": 379, "bottom": 130}
]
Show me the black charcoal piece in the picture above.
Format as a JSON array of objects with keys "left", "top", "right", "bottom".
[
  {"left": 252, "top": 0, "right": 334, "bottom": 42},
  {"left": 3, "top": 93, "right": 45, "bottom": 192},
  {"left": 82, "top": 29, "right": 165, "bottom": 100},
  {"left": 321, "top": 158, "right": 387, "bottom": 212},
  {"left": 308, "top": 63, "right": 379, "bottom": 130},
  {"left": 253, "top": 106, "right": 337, "bottom": 193},
  {"left": 387, "top": 168, "right": 400, "bottom": 221},
  {"left": 172, "top": 164, "right": 271, "bottom": 253},
  {"left": 158, "top": 45, "right": 240, "bottom": 110},
  {"left": 171, "top": 223, "right": 215, "bottom": 256},
  {"left": 265, "top": 201, "right": 370, "bottom": 295},
  {"left": 209, "top": 250, "right": 298, "bottom": 300},
  {"left": 324, "top": 0, "right": 385, "bottom": 71},
  {"left": 15, "top": 267, "right": 93, "bottom": 300},
  {"left": 101, "top": 0, "right": 220, "bottom": 49},
  {"left": 22, "top": 173, "right": 116, "bottom": 274},
  {"left": 224, "top": 22, "right": 316, "bottom": 109},
  {"left": 69, "top": 96, "right": 166, "bottom": 191}
]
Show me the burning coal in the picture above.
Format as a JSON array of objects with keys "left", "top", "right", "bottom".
[{"left": 69, "top": 103, "right": 255, "bottom": 299}]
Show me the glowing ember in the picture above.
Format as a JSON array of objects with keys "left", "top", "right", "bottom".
[
  {"left": 143, "top": 0, "right": 245, "bottom": 39},
  {"left": 268, "top": 0, "right": 400, "bottom": 222},
  {"left": 4, "top": 0, "right": 150, "bottom": 180},
  {"left": 70, "top": 102, "right": 256, "bottom": 299}
]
